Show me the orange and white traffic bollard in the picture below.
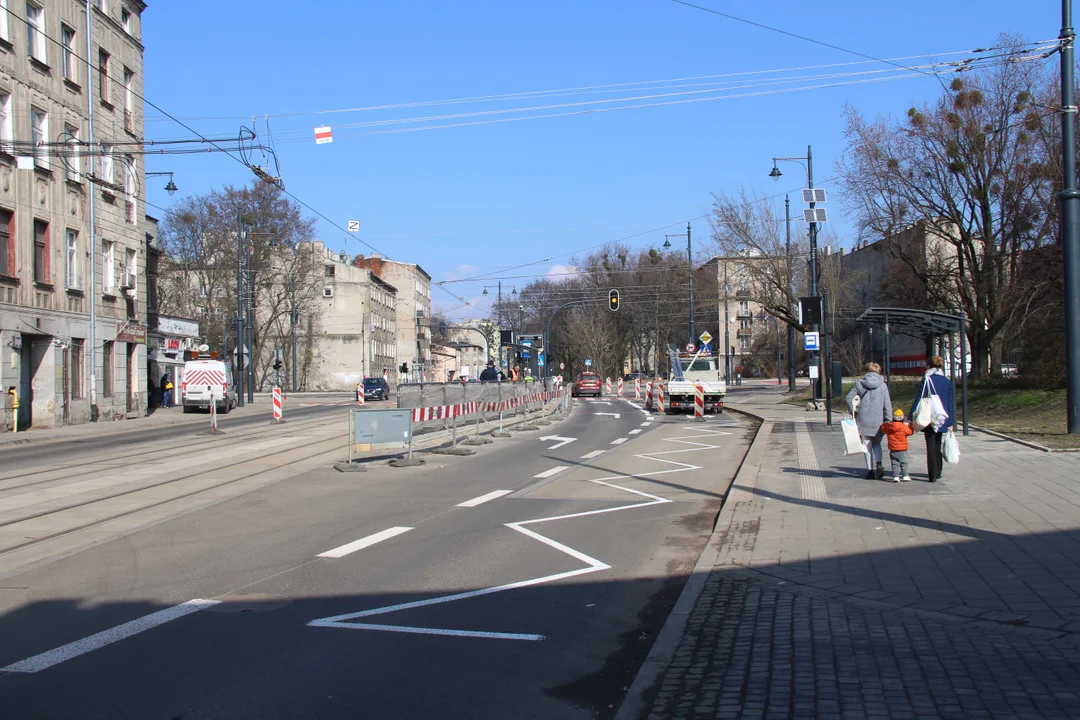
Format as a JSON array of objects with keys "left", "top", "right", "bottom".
[
  {"left": 634, "top": 377, "right": 641, "bottom": 400},
  {"left": 694, "top": 384, "right": 704, "bottom": 420},
  {"left": 272, "top": 386, "right": 284, "bottom": 423},
  {"left": 645, "top": 381, "right": 653, "bottom": 410},
  {"left": 617, "top": 377, "right": 623, "bottom": 396},
  {"left": 657, "top": 381, "right": 665, "bottom": 413},
  {"left": 356, "top": 383, "right": 365, "bottom": 407},
  {"left": 606, "top": 377, "right": 612, "bottom": 395}
]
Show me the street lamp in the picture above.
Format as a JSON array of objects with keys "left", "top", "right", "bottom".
[
  {"left": 770, "top": 145, "right": 822, "bottom": 398},
  {"left": 665, "top": 222, "right": 694, "bottom": 346},
  {"left": 146, "top": 171, "right": 178, "bottom": 195}
]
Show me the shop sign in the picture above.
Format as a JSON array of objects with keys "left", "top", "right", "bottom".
[{"left": 117, "top": 322, "right": 147, "bottom": 344}]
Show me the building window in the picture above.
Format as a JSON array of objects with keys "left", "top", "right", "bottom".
[
  {"left": 0, "top": 92, "right": 10, "bottom": 154},
  {"left": 30, "top": 107, "right": 48, "bottom": 169},
  {"left": 324, "top": 265, "right": 334, "bottom": 277},
  {"left": 121, "top": 7, "right": 130, "bottom": 32},
  {"left": 100, "top": 143, "right": 114, "bottom": 184},
  {"left": 123, "top": 247, "right": 136, "bottom": 289},
  {"left": 0, "top": 0, "right": 8, "bottom": 42},
  {"left": 739, "top": 336, "right": 752, "bottom": 351},
  {"left": 738, "top": 300, "right": 750, "bottom": 316},
  {"left": 123, "top": 68, "right": 134, "bottom": 131},
  {"left": 0, "top": 209, "right": 10, "bottom": 276},
  {"left": 123, "top": 156, "right": 136, "bottom": 223},
  {"left": 102, "top": 240, "right": 115, "bottom": 293},
  {"left": 103, "top": 341, "right": 114, "bottom": 397},
  {"left": 65, "top": 229, "right": 78, "bottom": 289},
  {"left": 61, "top": 25, "right": 76, "bottom": 81},
  {"left": 64, "top": 124, "right": 80, "bottom": 181},
  {"left": 98, "top": 49, "right": 111, "bottom": 104},
  {"left": 33, "top": 219, "right": 48, "bottom": 284},
  {"left": 71, "top": 339, "right": 84, "bottom": 398},
  {"left": 26, "top": 2, "right": 46, "bottom": 62}
]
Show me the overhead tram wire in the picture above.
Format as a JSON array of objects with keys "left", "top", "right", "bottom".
[{"left": 139, "top": 41, "right": 1058, "bottom": 126}]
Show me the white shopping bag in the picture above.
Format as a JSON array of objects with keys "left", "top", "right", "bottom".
[
  {"left": 942, "top": 429, "right": 960, "bottom": 464},
  {"left": 841, "top": 417, "right": 863, "bottom": 455}
]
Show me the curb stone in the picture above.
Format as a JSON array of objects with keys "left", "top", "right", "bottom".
[{"left": 613, "top": 408, "right": 766, "bottom": 720}]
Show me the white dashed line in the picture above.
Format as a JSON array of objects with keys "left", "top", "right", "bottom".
[
  {"left": 611, "top": 438, "right": 628, "bottom": 445},
  {"left": 580, "top": 450, "right": 605, "bottom": 459},
  {"left": 2, "top": 599, "right": 221, "bottom": 673},
  {"left": 457, "top": 490, "right": 513, "bottom": 508},
  {"left": 533, "top": 466, "right": 570, "bottom": 479},
  {"left": 318, "top": 527, "right": 413, "bottom": 558},
  {"left": 640, "top": 421, "right": 651, "bottom": 427},
  {"left": 629, "top": 429, "right": 642, "bottom": 435}
]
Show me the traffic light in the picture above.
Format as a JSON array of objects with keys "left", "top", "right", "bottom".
[
  {"left": 608, "top": 288, "right": 620, "bottom": 312},
  {"left": 272, "top": 359, "right": 283, "bottom": 371},
  {"left": 400, "top": 362, "right": 409, "bottom": 374}
]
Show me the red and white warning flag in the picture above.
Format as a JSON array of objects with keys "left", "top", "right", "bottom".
[{"left": 314, "top": 126, "right": 333, "bottom": 144}]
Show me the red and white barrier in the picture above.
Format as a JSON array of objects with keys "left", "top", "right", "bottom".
[
  {"left": 634, "top": 377, "right": 641, "bottom": 400},
  {"left": 617, "top": 377, "right": 623, "bottom": 396},
  {"left": 645, "top": 381, "right": 653, "bottom": 410},
  {"left": 356, "top": 383, "right": 365, "bottom": 407},
  {"left": 272, "top": 387, "right": 283, "bottom": 421},
  {"left": 408, "top": 389, "right": 563, "bottom": 424},
  {"left": 694, "top": 384, "right": 704, "bottom": 419},
  {"left": 606, "top": 377, "right": 612, "bottom": 395},
  {"left": 657, "top": 381, "right": 665, "bottom": 413}
]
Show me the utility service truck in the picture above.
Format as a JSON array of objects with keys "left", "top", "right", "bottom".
[{"left": 663, "top": 347, "right": 726, "bottom": 414}]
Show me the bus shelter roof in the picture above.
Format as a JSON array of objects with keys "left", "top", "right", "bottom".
[{"left": 855, "top": 307, "right": 965, "bottom": 337}]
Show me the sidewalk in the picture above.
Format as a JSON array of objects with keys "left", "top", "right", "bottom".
[{"left": 621, "top": 385, "right": 1080, "bottom": 720}]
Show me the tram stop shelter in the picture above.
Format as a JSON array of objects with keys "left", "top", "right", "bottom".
[{"left": 855, "top": 307, "right": 969, "bottom": 436}]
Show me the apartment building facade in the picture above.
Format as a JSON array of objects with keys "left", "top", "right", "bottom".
[
  {"left": 309, "top": 243, "right": 398, "bottom": 391},
  {"left": 352, "top": 254, "right": 431, "bottom": 382},
  {"left": 701, "top": 254, "right": 771, "bottom": 375},
  {"left": 0, "top": 0, "right": 148, "bottom": 431}
]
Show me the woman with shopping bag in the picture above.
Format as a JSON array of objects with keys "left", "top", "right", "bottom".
[
  {"left": 909, "top": 355, "right": 955, "bottom": 482},
  {"left": 845, "top": 362, "right": 893, "bottom": 479}
]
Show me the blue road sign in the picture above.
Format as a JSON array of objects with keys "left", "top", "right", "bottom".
[
  {"left": 804, "top": 331, "right": 820, "bottom": 351},
  {"left": 702, "top": 344, "right": 712, "bottom": 354},
  {"left": 584, "top": 358, "right": 593, "bottom": 367}
]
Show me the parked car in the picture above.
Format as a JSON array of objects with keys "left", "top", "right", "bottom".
[
  {"left": 625, "top": 371, "right": 650, "bottom": 383},
  {"left": 1000, "top": 363, "right": 1018, "bottom": 378},
  {"left": 363, "top": 377, "right": 391, "bottom": 400},
  {"left": 572, "top": 372, "right": 602, "bottom": 397}
]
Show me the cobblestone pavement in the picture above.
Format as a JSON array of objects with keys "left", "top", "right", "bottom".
[{"left": 632, "top": 387, "right": 1080, "bottom": 720}]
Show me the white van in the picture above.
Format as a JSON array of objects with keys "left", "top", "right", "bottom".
[{"left": 180, "top": 357, "right": 236, "bottom": 414}]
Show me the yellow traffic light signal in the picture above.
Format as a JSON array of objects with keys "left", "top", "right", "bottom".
[{"left": 608, "top": 289, "right": 620, "bottom": 311}]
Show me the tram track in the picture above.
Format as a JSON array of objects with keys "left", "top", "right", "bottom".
[{"left": 0, "top": 431, "right": 348, "bottom": 557}]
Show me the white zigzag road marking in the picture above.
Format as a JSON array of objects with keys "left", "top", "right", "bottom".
[{"left": 308, "top": 425, "right": 733, "bottom": 641}]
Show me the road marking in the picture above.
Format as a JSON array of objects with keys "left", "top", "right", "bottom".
[
  {"left": 588, "top": 401, "right": 612, "bottom": 405},
  {"left": 580, "top": 450, "right": 605, "bottom": 459},
  {"left": 2, "top": 599, "right": 221, "bottom": 673},
  {"left": 457, "top": 490, "right": 513, "bottom": 508},
  {"left": 309, "top": 480, "right": 670, "bottom": 641},
  {"left": 594, "top": 412, "right": 621, "bottom": 418},
  {"left": 640, "top": 421, "right": 651, "bottom": 427},
  {"left": 317, "top": 527, "right": 413, "bottom": 558},
  {"left": 611, "top": 437, "right": 628, "bottom": 445},
  {"left": 538, "top": 435, "right": 576, "bottom": 450},
  {"left": 629, "top": 429, "right": 642, "bottom": 435},
  {"left": 533, "top": 466, "right": 569, "bottom": 479}
]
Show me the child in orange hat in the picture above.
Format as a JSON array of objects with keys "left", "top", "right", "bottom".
[{"left": 880, "top": 408, "right": 915, "bottom": 483}]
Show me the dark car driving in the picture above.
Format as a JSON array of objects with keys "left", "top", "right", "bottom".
[{"left": 363, "top": 377, "right": 391, "bottom": 400}]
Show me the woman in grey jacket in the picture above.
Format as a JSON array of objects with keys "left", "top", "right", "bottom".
[{"left": 845, "top": 362, "right": 893, "bottom": 479}]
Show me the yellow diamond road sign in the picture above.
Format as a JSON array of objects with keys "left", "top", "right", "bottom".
[{"left": 698, "top": 331, "right": 713, "bottom": 346}]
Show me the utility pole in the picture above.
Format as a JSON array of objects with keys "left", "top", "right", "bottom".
[
  {"left": 85, "top": 1, "right": 98, "bottom": 421},
  {"left": 786, "top": 195, "right": 796, "bottom": 391},
  {"left": 806, "top": 145, "right": 821, "bottom": 399},
  {"left": 1061, "top": 0, "right": 1080, "bottom": 433},
  {"left": 687, "top": 222, "right": 695, "bottom": 344},
  {"left": 723, "top": 262, "right": 731, "bottom": 385},
  {"left": 290, "top": 274, "right": 298, "bottom": 393},
  {"left": 246, "top": 236, "right": 255, "bottom": 402},
  {"left": 234, "top": 216, "right": 245, "bottom": 408}
]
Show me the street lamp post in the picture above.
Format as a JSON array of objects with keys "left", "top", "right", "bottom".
[
  {"left": 665, "top": 223, "right": 695, "bottom": 345},
  {"left": 1060, "top": 0, "right": 1080, "bottom": 433},
  {"left": 771, "top": 145, "right": 820, "bottom": 398},
  {"left": 786, "top": 195, "right": 796, "bottom": 391}
]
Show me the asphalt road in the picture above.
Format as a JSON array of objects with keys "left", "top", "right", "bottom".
[{"left": 0, "top": 398, "right": 753, "bottom": 719}]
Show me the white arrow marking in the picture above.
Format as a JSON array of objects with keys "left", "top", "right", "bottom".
[
  {"left": 594, "top": 412, "right": 621, "bottom": 418},
  {"left": 538, "top": 435, "right": 576, "bottom": 450}
]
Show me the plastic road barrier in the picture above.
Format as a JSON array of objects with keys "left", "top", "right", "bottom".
[{"left": 694, "top": 384, "right": 704, "bottom": 419}]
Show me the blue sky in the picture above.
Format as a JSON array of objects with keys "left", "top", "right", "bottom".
[{"left": 142, "top": 1, "right": 1050, "bottom": 319}]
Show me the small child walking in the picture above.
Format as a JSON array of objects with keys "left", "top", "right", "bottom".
[{"left": 880, "top": 409, "right": 915, "bottom": 483}]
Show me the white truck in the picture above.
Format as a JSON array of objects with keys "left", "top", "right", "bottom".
[{"left": 664, "top": 350, "right": 726, "bottom": 414}]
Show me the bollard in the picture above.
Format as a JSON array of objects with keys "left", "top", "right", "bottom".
[
  {"left": 617, "top": 377, "right": 624, "bottom": 397},
  {"left": 635, "top": 377, "right": 641, "bottom": 401},
  {"left": 272, "top": 386, "right": 284, "bottom": 423},
  {"left": 694, "top": 384, "right": 704, "bottom": 420},
  {"left": 657, "top": 381, "right": 665, "bottom": 414},
  {"left": 645, "top": 381, "right": 653, "bottom": 410},
  {"left": 356, "top": 384, "right": 365, "bottom": 407},
  {"left": 606, "top": 377, "right": 612, "bottom": 395}
]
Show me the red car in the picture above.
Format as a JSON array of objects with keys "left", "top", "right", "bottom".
[{"left": 572, "top": 372, "right": 602, "bottom": 397}]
